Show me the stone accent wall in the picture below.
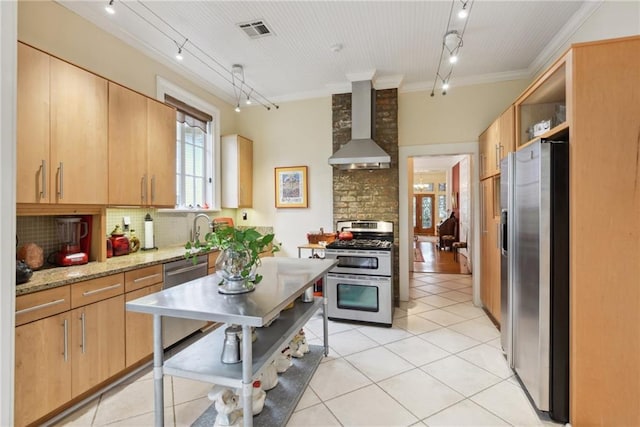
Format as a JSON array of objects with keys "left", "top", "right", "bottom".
[{"left": 332, "top": 88, "right": 400, "bottom": 304}]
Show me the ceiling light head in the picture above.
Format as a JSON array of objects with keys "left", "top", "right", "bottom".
[
  {"left": 442, "top": 81, "right": 450, "bottom": 91},
  {"left": 449, "top": 54, "right": 458, "bottom": 64},
  {"left": 245, "top": 97, "right": 252, "bottom": 105},
  {"left": 232, "top": 64, "right": 244, "bottom": 79},
  {"left": 444, "top": 30, "right": 462, "bottom": 52},
  {"left": 458, "top": 7, "right": 468, "bottom": 19},
  {"left": 235, "top": 104, "right": 241, "bottom": 113},
  {"left": 175, "top": 48, "right": 183, "bottom": 61},
  {"left": 105, "top": 0, "right": 115, "bottom": 15}
]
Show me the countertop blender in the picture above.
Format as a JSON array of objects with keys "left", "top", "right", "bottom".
[{"left": 55, "top": 217, "right": 89, "bottom": 266}]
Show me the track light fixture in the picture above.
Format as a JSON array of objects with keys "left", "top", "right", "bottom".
[
  {"left": 430, "top": 0, "right": 473, "bottom": 97},
  {"left": 175, "top": 38, "right": 187, "bottom": 61},
  {"left": 105, "top": 0, "right": 115, "bottom": 15},
  {"left": 458, "top": 1, "right": 469, "bottom": 19},
  {"left": 113, "top": 1, "right": 279, "bottom": 111}
]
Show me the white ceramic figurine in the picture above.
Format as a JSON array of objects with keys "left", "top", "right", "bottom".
[
  {"left": 212, "top": 389, "right": 243, "bottom": 427},
  {"left": 259, "top": 360, "right": 278, "bottom": 390},
  {"left": 275, "top": 346, "right": 293, "bottom": 373}
]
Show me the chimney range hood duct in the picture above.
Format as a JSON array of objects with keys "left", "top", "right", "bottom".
[{"left": 328, "top": 80, "right": 391, "bottom": 170}]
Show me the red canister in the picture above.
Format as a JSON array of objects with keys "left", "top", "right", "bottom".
[{"left": 109, "top": 225, "right": 130, "bottom": 256}]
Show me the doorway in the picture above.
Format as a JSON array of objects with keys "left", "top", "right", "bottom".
[
  {"left": 413, "top": 194, "right": 435, "bottom": 236},
  {"left": 398, "top": 142, "right": 480, "bottom": 306}
]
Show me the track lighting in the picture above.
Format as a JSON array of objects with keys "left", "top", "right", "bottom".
[
  {"left": 429, "top": 0, "right": 473, "bottom": 97},
  {"left": 113, "top": 1, "right": 279, "bottom": 110},
  {"left": 105, "top": 0, "right": 115, "bottom": 15},
  {"left": 235, "top": 104, "right": 241, "bottom": 113},
  {"left": 458, "top": 2, "right": 468, "bottom": 19}
]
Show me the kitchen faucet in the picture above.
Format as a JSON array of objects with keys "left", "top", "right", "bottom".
[{"left": 192, "top": 213, "right": 213, "bottom": 244}]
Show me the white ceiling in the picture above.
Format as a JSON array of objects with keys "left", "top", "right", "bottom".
[{"left": 58, "top": 0, "right": 594, "bottom": 107}]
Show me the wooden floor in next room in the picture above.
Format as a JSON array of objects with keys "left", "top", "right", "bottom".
[{"left": 414, "top": 236, "right": 471, "bottom": 275}]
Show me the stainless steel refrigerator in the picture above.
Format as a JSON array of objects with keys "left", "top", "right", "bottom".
[{"left": 500, "top": 139, "right": 569, "bottom": 423}]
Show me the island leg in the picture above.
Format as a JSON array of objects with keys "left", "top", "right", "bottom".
[
  {"left": 322, "top": 273, "right": 329, "bottom": 356},
  {"left": 241, "top": 324, "right": 253, "bottom": 427},
  {"left": 153, "top": 314, "right": 164, "bottom": 427}
]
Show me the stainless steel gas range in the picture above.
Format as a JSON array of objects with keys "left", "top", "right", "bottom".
[{"left": 324, "top": 220, "right": 394, "bottom": 327}]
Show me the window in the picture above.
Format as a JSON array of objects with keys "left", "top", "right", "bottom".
[
  {"left": 158, "top": 77, "right": 220, "bottom": 210},
  {"left": 438, "top": 194, "right": 447, "bottom": 220}
]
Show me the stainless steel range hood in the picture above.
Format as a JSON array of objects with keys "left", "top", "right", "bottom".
[{"left": 329, "top": 80, "right": 391, "bottom": 170}]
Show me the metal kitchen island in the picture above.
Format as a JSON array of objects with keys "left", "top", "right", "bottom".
[{"left": 126, "top": 257, "right": 337, "bottom": 427}]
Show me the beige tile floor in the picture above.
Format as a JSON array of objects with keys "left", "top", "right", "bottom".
[{"left": 55, "top": 272, "right": 563, "bottom": 426}]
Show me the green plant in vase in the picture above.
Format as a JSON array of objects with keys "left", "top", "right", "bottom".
[{"left": 185, "top": 226, "right": 279, "bottom": 294}]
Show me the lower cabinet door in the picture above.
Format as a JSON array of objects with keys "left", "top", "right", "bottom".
[
  {"left": 125, "top": 283, "right": 162, "bottom": 366},
  {"left": 71, "top": 294, "right": 125, "bottom": 397},
  {"left": 15, "top": 312, "right": 72, "bottom": 426}
]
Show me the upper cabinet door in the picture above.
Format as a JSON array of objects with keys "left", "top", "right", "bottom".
[
  {"left": 147, "top": 99, "right": 176, "bottom": 207},
  {"left": 499, "top": 106, "right": 515, "bottom": 160},
  {"left": 50, "top": 57, "right": 108, "bottom": 204},
  {"left": 17, "top": 44, "right": 50, "bottom": 204},
  {"left": 108, "top": 83, "right": 148, "bottom": 206}
]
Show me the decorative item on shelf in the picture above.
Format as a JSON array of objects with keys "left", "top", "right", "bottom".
[
  {"left": 212, "top": 389, "right": 242, "bottom": 427},
  {"left": 259, "top": 360, "right": 278, "bottom": 390},
  {"left": 109, "top": 225, "right": 130, "bottom": 256},
  {"left": 289, "top": 329, "right": 310, "bottom": 358},
  {"left": 235, "top": 380, "right": 266, "bottom": 416},
  {"left": 275, "top": 346, "right": 293, "bottom": 373},
  {"left": 129, "top": 229, "right": 140, "bottom": 253},
  {"left": 185, "top": 224, "right": 279, "bottom": 294}
]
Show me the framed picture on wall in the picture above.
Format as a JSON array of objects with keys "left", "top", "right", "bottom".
[{"left": 275, "top": 166, "right": 308, "bottom": 208}]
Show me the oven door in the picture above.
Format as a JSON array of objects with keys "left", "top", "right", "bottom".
[
  {"left": 326, "top": 273, "right": 393, "bottom": 327},
  {"left": 325, "top": 249, "right": 391, "bottom": 276}
]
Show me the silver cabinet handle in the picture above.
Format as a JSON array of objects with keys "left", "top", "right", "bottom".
[
  {"left": 57, "top": 162, "right": 64, "bottom": 199},
  {"left": 495, "top": 144, "right": 500, "bottom": 168},
  {"left": 80, "top": 312, "right": 86, "bottom": 354},
  {"left": 16, "top": 298, "right": 66, "bottom": 315},
  {"left": 82, "top": 282, "right": 121, "bottom": 297},
  {"left": 40, "top": 160, "right": 47, "bottom": 198},
  {"left": 63, "top": 318, "right": 68, "bottom": 362},
  {"left": 141, "top": 175, "right": 147, "bottom": 203},
  {"left": 151, "top": 175, "right": 156, "bottom": 203},
  {"left": 133, "top": 273, "right": 161, "bottom": 283}
]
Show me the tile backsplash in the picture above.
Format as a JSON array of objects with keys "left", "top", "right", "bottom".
[{"left": 17, "top": 207, "right": 271, "bottom": 267}]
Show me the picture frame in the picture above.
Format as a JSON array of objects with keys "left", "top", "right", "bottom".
[{"left": 275, "top": 166, "right": 308, "bottom": 208}]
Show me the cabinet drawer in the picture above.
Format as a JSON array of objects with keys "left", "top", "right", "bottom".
[
  {"left": 71, "top": 274, "right": 124, "bottom": 308},
  {"left": 125, "top": 264, "right": 163, "bottom": 292},
  {"left": 16, "top": 286, "right": 71, "bottom": 326}
]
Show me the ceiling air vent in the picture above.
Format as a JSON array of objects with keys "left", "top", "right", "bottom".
[{"left": 237, "top": 20, "right": 273, "bottom": 39}]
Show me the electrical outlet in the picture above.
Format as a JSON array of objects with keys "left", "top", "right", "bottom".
[
  {"left": 242, "top": 210, "right": 248, "bottom": 220},
  {"left": 123, "top": 216, "right": 130, "bottom": 231}
]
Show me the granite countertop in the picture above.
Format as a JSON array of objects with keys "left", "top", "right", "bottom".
[{"left": 16, "top": 245, "right": 218, "bottom": 296}]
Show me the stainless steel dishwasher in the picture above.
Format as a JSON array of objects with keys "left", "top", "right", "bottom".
[{"left": 162, "top": 254, "right": 208, "bottom": 348}]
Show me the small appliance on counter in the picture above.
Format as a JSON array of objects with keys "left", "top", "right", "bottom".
[
  {"left": 54, "top": 217, "right": 90, "bottom": 266},
  {"left": 109, "top": 225, "right": 130, "bottom": 256}
]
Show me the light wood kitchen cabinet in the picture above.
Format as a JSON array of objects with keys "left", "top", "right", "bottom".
[
  {"left": 479, "top": 177, "right": 500, "bottom": 323},
  {"left": 15, "top": 274, "right": 125, "bottom": 424},
  {"left": 17, "top": 43, "right": 108, "bottom": 205},
  {"left": 208, "top": 251, "right": 220, "bottom": 275},
  {"left": 124, "top": 265, "right": 163, "bottom": 366},
  {"left": 221, "top": 134, "right": 253, "bottom": 208},
  {"left": 108, "top": 83, "right": 176, "bottom": 207},
  {"left": 147, "top": 99, "right": 177, "bottom": 207},
  {"left": 15, "top": 286, "right": 72, "bottom": 427},
  {"left": 498, "top": 106, "right": 514, "bottom": 161},
  {"left": 69, "top": 274, "right": 125, "bottom": 397},
  {"left": 16, "top": 43, "right": 50, "bottom": 204},
  {"left": 70, "top": 293, "right": 125, "bottom": 397},
  {"left": 479, "top": 120, "right": 499, "bottom": 179},
  {"left": 125, "top": 283, "right": 163, "bottom": 367}
]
